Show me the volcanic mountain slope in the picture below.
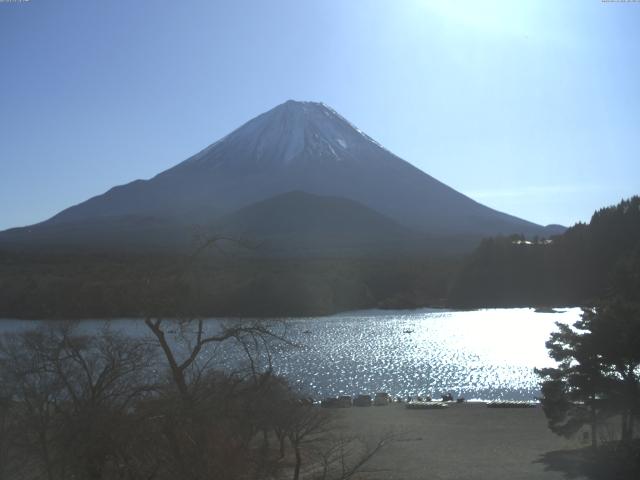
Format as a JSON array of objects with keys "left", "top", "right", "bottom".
[{"left": 0, "top": 100, "right": 563, "bottom": 253}]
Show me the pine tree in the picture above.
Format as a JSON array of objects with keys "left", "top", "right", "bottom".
[{"left": 537, "top": 301, "right": 640, "bottom": 447}]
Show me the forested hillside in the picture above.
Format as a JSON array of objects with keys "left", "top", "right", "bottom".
[
  {"left": 0, "top": 250, "right": 457, "bottom": 319},
  {"left": 2, "top": 197, "right": 637, "bottom": 319},
  {"left": 449, "top": 196, "right": 640, "bottom": 307}
]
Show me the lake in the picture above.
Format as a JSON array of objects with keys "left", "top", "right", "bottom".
[{"left": 0, "top": 307, "right": 580, "bottom": 401}]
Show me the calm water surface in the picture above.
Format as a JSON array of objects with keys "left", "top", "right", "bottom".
[{"left": 0, "top": 307, "right": 580, "bottom": 401}]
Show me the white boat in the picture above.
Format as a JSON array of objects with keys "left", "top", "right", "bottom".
[{"left": 405, "top": 401, "right": 449, "bottom": 410}]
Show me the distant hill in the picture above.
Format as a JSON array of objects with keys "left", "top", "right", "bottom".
[
  {"left": 214, "top": 191, "right": 421, "bottom": 256},
  {"left": 0, "top": 100, "right": 563, "bottom": 255}
]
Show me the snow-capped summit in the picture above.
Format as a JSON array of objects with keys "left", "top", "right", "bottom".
[
  {"left": 180, "top": 100, "right": 387, "bottom": 170},
  {"left": 5, "top": 100, "right": 562, "bottom": 249}
]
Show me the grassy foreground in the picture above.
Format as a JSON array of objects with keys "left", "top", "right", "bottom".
[{"left": 333, "top": 402, "right": 587, "bottom": 480}]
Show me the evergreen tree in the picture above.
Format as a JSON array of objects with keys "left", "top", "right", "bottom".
[{"left": 537, "top": 300, "right": 640, "bottom": 447}]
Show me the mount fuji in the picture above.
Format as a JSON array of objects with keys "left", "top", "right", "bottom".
[{"left": 0, "top": 100, "right": 563, "bottom": 254}]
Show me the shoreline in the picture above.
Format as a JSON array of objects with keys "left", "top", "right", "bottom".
[{"left": 0, "top": 304, "right": 579, "bottom": 322}]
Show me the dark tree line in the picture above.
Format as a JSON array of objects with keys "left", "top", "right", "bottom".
[
  {"left": 1, "top": 197, "right": 637, "bottom": 318},
  {"left": 450, "top": 196, "right": 640, "bottom": 307},
  {"left": 0, "top": 250, "right": 456, "bottom": 319}
]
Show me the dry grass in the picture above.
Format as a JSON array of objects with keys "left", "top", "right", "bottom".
[{"left": 332, "top": 402, "right": 587, "bottom": 480}]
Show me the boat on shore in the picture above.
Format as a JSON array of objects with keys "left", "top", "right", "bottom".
[
  {"left": 406, "top": 401, "right": 449, "bottom": 410},
  {"left": 486, "top": 401, "right": 538, "bottom": 408}
]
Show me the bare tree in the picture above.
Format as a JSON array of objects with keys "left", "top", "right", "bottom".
[
  {"left": 277, "top": 400, "right": 395, "bottom": 480},
  {"left": 0, "top": 366, "right": 15, "bottom": 480},
  {"left": 144, "top": 317, "right": 288, "bottom": 401},
  {"left": 311, "top": 432, "right": 394, "bottom": 480},
  {"left": 286, "top": 404, "right": 333, "bottom": 480},
  {"left": 0, "top": 324, "right": 156, "bottom": 480}
]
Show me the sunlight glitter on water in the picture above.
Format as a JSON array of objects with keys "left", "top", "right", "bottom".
[
  {"left": 0, "top": 307, "right": 582, "bottom": 401},
  {"left": 261, "top": 307, "right": 581, "bottom": 401}
]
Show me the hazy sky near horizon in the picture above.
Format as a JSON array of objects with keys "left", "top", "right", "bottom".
[{"left": 1, "top": 0, "right": 638, "bottom": 230}]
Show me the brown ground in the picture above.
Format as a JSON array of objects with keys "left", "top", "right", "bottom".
[{"left": 333, "top": 402, "right": 588, "bottom": 480}]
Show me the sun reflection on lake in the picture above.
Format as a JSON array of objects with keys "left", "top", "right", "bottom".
[{"left": 0, "top": 307, "right": 581, "bottom": 401}]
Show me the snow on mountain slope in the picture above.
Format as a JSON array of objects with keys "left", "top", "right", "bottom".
[{"left": 182, "top": 100, "right": 389, "bottom": 168}]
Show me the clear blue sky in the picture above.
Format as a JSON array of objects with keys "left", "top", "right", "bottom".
[{"left": 1, "top": 0, "right": 638, "bottom": 230}]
